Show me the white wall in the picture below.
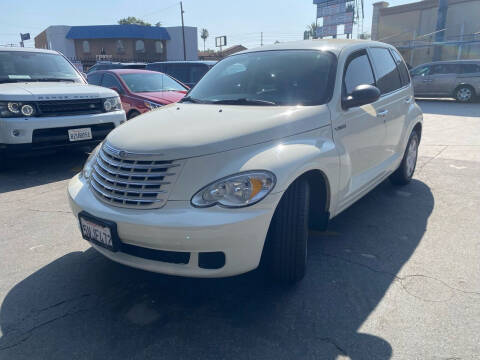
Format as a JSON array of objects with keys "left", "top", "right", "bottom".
[
  {"left": 45, "top": 26, "right": 76, "bottom": 58},
  {"left": 165, "top": 26, "right": 198, "bottom": 61}
]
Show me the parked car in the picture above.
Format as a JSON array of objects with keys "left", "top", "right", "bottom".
[
  {"left": 86, "top": 61, "right": 146, "bottom": 74},
  {"left": 146, "top": 61, "right": 216, "bottom": 88},
  {"left": 68, "top": 40, "right": 422, "bottom": 284},
  {"left": 87, "top": 69, "right": 188, "bottom": 119},
  {"left": 410, "top": 60, "right": 480, "bottom": 102},
  {"left": 0, "top": 47, "right": 125, "bottom": 163}
]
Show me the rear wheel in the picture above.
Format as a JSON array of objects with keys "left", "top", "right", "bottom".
[
  {"left": 390, "top": 130, "right": 419, "bottom": 185},
  {"left": 455, "top": 85, "right": 475, "bottom": 103},
  {"left": 127, "top": 110, "right": 140, "bottom": 120},
  {"left": 265, "top": 178, "right": 310, "bottom": 284}
]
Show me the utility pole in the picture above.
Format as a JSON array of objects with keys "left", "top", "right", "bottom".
[
  {"left": 261, "top": 32, "right": 263, "bottom": 47},
  {"left": 180, "top": 1, "right": 187, "bottom": 61},
  {"left": 433, "top": 0, "right": 448, "bottom": 61}
]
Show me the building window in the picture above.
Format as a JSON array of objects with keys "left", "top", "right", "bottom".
[
  {"left": 116, "top": 40, "right": 125, "bottom": 54},
  {"left": 82, "top": 40, "right": 90, "bottom": 54},
  {"left": 135, "top": 40, "right": 145, "bottom": 53},
  {"left": 155, "top": 41, "right": 164, "bottom": 54}
]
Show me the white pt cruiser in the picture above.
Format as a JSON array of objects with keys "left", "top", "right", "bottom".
[{"left": 68, "top": 40, "right": 423, "bottom": 284}]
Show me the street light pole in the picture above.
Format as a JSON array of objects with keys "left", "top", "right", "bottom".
[{"left": 180, "top": 1, "right": 187, "bottom": 61}]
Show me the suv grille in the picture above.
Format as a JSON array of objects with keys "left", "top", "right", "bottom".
[
  {"left": 36, "top": 99, "right": 104, "bottom": 117},
  {"left": 90, "top": 143, "right": 184, "bottom": 209}
]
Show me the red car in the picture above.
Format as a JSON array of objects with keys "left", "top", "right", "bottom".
[{"left": 87, "top": 69, "right": 188, "bottom": 119}]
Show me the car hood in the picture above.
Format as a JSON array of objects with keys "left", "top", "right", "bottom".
[
  {"left": 106, "top": 103, "right": 331, "bottom": 159},
  {"left": 134, "top": 91, "right": 187, "bottom": 104},
  {"left": 0, "top": 82, "right": 117, "bottom": 101}
]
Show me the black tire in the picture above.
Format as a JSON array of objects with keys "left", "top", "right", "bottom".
[
  {"left": 265, "top": 178, "right": 310, "bottom": 284},
  {"left": 127, "top": 110, "right": 140, "bottom": 120},
  {"left": 390, "top": 130, "right": 420, "bottom": 186},
  {"left": 454, "top": 85, "right": 475, "bottom": 103}
]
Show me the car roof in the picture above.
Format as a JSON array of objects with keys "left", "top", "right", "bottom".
[
  {"left": 0, "top": 46, "right": 58, "bottom": 54},
  {"left": 148, "top": 60, "right": 217, "bottom": 65},
  {"left": 94, "top": 61, "right": 147, "bottom": 65},
  {"left": 103, "top": 69, "right": 162, "bottom": 75},
  {"left": 237, "top": 39, "right": 391, "bottom": 56}
]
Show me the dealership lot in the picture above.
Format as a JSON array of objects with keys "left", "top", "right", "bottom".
[{"left": 0, "top": 100, "right": 479, "bottom": 359}]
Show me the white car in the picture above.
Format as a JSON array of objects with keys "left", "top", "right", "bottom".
[
  {"left": 68, "top": 40, "right": 423, "bottom": 284},
  {"left": 0, "top": 47, "right": 125, "bottom": 163}
]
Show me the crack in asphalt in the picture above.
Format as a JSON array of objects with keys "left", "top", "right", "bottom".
[
  {"left": 321, "top": 253, "right": 480, "bottom": 301},
  {"left": 417, "top": 145, "right": 449, "bottom": 173},
  {"left": 26, "top": 208, "right": 71, "bottom": 214},
  {"left": 318, "top": 337, "right": 347, "bottom": 355}
]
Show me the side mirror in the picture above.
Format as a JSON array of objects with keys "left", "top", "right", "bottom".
[{"left": 343, "top": 84, "right": 381, "bottom": 109}]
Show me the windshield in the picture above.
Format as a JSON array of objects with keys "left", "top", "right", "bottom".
[
  {"left": 184, "top": 50, "right": 336, "bottom": 106},
  {"left": 0, "top": 51, "right": 83, "bottom": 83},
  {"left": 120, "top": 73, "right": 187, "bottom": 93}
]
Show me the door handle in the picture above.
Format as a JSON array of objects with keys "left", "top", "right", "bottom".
[
  {"left": 404, "top": 96, "right": 412, "bottom": 104},
  {"left": 422, "top": 79, "right": 432, "bottom": 83},
  {"left": 377, "top": 109, "right": 389, "bottom": 118}
]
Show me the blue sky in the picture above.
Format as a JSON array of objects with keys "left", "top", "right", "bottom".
[{"left": 0, "top": 0, "right": 412, "bottom": 50}]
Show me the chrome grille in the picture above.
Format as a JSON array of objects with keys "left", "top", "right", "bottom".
[{"left": 90, "top": 143, "right": 184, "bottom": 209}]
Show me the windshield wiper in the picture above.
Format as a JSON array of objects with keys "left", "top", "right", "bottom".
[
  {"left": 210, "top": 98, "right": 277, "bottom": 106},
  {"left": 179, "top": 96, "right": 207, "bottom": 104},
  {"left": 33, "top": 78, "right": 76, "bottom": 82}
]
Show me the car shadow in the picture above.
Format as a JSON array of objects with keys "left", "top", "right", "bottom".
[
  {"left": 416, "top": 98, "right": 479, "bottom": 117},
  {"left": 0, "top": 149, "right": 88, "bottom": 194},
  {"left": 0, "top": 180, "right": 434, "bottom": 360}
]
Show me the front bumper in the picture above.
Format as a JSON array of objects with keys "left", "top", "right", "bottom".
[
  {"left": 68, "top": 174, "right": 282, "bottom": 277},
  {"left": 0, "top": 111, "right": 125, "bottom": 150}
]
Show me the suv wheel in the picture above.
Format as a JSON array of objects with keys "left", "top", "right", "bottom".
[
  {"left": 265, "top": 178, "right": 310, "bottom": 284},
  {"left": 390, "top": 130, "right": 419, "bottom": 185},
  {"left": 455, "top": 85, "right": 475, "bottom": 103}
]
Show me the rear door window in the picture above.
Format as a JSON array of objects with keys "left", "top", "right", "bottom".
[
  {"left": 101, "top": 73, "right": 124, "bottom": 93},
  {"left": 190, "top": 64, "right": 209, "bottom": 84},
  {"left": 430, "top": 64, "right": 458, "bottom": 75},
  {"left": 87, "top": 72, "right": 103, "bottom": 85},
  {"left": 460, "top": 64, "right": 480, "bottom": 74},
  {"left": 166, "top": 64, "right": 189, "bottom": 83},
  {"left": 369, "top": 47, "right": 402, "bottom": 94},
  {"left": 390, "top": 49, "right": 410, "bottom": 87}
]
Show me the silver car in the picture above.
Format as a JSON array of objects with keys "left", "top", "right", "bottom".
[{"left": 410, "top": 60, "right": 480, "bottom": 102}]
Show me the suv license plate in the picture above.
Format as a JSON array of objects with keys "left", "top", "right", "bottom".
[
  {"left": 68, "top": 128, "right": 92, "bottom": 142},
  {"left": 79, "top": 213, "right": 118, "bottom": 251}
]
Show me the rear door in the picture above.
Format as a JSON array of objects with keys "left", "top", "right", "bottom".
[
  {"left": 429, "top": 63, "right": 458, "bottom": 95},
  {"left": 368, "top": 47, "right": 408, "bottom": 161}
]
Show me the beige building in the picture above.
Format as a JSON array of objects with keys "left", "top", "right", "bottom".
[{"left": 372, "top": 0, "right": 480, "bottom": 66}]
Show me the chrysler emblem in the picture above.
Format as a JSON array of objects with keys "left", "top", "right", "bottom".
[{"left": 118, "top": 151, "right": 127, "bottom": 158}]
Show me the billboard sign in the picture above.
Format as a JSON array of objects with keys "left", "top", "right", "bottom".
[{"left": 314, "top": 0, "right": 354, "bottom": 36}]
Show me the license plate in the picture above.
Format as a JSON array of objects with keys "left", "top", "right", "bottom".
[
  {"left": 79, "top": 212, "right": 118, "bottom": 251},
  {"left": 68, "top": 128, "right": 92, "bottom": 142}
]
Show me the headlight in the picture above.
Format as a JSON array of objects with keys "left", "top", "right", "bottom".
[
  {"left": 103, "top": 96, "right": 122, "bottom": 112},
  {"left": 191, "top": 171, "right": 276, "bottom": 208},
  {"left": 81, "top": 144, "right": 101, "bottom": 179},
  {"left": 144, "top": 100, "right": 162, "bottom": 110},
  {"left": 0, "top": 101, "right": 36, "bottom": 117}
]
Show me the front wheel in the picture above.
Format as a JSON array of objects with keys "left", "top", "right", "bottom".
[
  {"left": 455, "top": 85, "right": 475, "bottom": 103},
  {"left": 265, "top": 178, "right": 310, "bottom": 284},
  {"left": 390, "top": 131, "right": 419, "bottom": 186}
]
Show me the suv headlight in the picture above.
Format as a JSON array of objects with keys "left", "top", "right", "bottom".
[
  {"left": 191, "top": 171, "right": 276, "bottom": 208},
  {"left": 103, "top": 96, "right": 122, "bottom": 112},
  {"left": 81, "top": 144, "right": 101, "bottom": 179},
  {"left": 0, "top": 101, "right": 36, "bottom": 117}
]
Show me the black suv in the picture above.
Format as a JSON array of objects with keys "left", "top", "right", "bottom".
[{"left": 146, "top": 61, "right": 216, "bottom": 88}]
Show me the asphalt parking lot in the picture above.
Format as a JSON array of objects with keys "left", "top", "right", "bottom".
[{"left": 0, "top": 100, "right": 479, "bottom": 360}]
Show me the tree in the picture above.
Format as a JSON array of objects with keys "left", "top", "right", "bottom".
[
  {"left": 307, "top": 22, "right": 318, "bottom": 39},
  {"left": 155, "top": 22, "right": 162, "bottom": 27},
  {"left": 118, "top": 17, "right": 151, "bottom": 26},
  {"left": 200, "top": 28, "right": 209, "bottom": 52}
]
